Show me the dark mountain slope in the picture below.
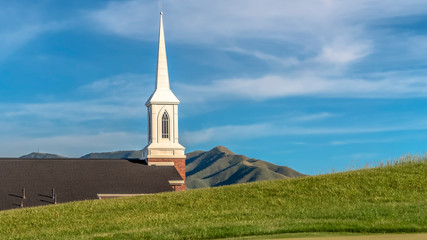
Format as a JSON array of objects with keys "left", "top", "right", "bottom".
[{"left": 186, "top": 146, "right": 305, "bottom": 189}]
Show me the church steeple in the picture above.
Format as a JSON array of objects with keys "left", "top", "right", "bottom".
[
  {"left": 146, "top": 11, "right": 179, "bottom": 106},
  {"left": 142, "top": 11, "right": 186, "bottom": 191},
  {"left": 155, "top": 11, "right": 169, "bottom": 90}
]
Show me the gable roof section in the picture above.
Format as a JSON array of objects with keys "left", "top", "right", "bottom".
[{"left": 0, "top": 158, "right": 182, "bottom": 211}]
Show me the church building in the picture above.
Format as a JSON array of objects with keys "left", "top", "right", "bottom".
[{"left": 0, "top": 12, "right": 186, "bottom": 211}]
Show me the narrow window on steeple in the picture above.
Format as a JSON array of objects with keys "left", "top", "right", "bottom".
[
  {"left": 148, "top": 108, "right": 152, "bottom": 141},
  {"left": 162, "top": 111, "right": 169, "bottom": 139}
]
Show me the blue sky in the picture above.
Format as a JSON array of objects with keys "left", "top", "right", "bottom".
[{"left": 1, "top": 0, "right": 427, "bottom": 174}]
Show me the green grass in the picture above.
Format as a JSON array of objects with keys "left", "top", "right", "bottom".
[
  {"left": 0, "top": 156, "right": 426, "bottom": 239},
  {"left": 227, "top": 232, "right": 367, "bottom": 239}
]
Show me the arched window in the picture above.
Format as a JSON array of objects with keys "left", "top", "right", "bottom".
[{"left": 162, "top": 111, "right": 169, "bottom": 139}]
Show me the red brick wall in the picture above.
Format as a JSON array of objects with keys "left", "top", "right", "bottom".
[
  {"left": 147, "top": 158, "right": 186, "bottom": 191},
  {"left": 174, "top": 184, "right": 185, "bottom": 191}
]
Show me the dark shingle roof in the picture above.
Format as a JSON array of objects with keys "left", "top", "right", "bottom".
[{"left": 0, "top": 158, "right": 182, "bottom": 211}]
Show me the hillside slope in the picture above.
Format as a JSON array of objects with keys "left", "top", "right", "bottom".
[
  {"left": 0, "top": 159, "right": 425, "bottom": 239},
  {"left": 186, "top": 146, "right": 305, "bottom": 189}
]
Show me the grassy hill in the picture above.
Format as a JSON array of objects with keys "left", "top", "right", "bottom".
[
  {"left": 186, "top": 146, "right": 306, "bottom": 189},
  {"left": 0, "top": 157, "right": 425, "bottom": 239}
]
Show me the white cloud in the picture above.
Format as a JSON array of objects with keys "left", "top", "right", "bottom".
[{"left": 178, "top": 73, "right": 427, "bottom": 101}]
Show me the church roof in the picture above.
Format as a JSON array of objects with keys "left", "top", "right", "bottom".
[
  {"left": 0, "top": 158, "right": 182, "bottom": 211},
  {"left": 146, "top": 11, "right": 180, "bottom": 106}
]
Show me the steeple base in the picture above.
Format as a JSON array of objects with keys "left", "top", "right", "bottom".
[
  {"left": 146, "top": 157, "right": 186, "bottom": 191},
  {"left": 142, "top": 144, "right": 186, "bottom": 191}
]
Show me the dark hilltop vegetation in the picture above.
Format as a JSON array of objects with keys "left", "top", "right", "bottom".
[
  {"left": 1, "top": 155, "right": 425, "bottom": 239},
  {"left": 19, "top": 152, "right": 67, "bottom": 159}
]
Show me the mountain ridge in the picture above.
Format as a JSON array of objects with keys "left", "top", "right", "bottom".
[
  {"left": 18, "top": 146, "right": 305, "bottom": 189},
  {"left": 185, "top": 146, "right": 305, "bottom": 189}
]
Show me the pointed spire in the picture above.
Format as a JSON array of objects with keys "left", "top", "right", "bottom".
[
  {"left": 146, "top": 11, "right": 180, "bottom": 106},
  {"left": 155, "top": 11, "right": 170, "bottom": 90}
]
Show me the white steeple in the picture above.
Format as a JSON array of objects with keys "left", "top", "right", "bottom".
[
  {"left": 156, "top": 11, "right": 169, "bottom": 90},
  {"left": 146, "top": 11, "right": 180, "bottom": 106},
  {"left": 142, "top": 11, "right": 185, "bottom": 161}
]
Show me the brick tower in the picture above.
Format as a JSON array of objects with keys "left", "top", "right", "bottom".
[{"left": 141, "top": 11, "right": 186, "bottom": 191}]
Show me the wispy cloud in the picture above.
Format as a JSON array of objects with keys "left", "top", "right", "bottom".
[
  {"left": 1, "top": 73, "right": 152, "bottom": 122},
  {"left": 87, "top": 0, "right": 427, "bottom": 42},
  {"left": 1, "top": 0, "right": 426, "bottom": 162},
  {"left": 0, "top": 72, "right": 152, "bottom": 156},
  {"left": 87, "top": 0, "right": 158, "bottom": 40},
  {"left": 329, "top": 138, "right": 397, "bottom": 146},
  {"left": 0, "top": 2, "right": 67, "bottom": 62},
  {"left": 223, "top": 47, "right": 300, "bottom": 67},
  {"left": 0, "top": 22, "right": 64, "bottom": 61},
  {"left": 86, "top": 0, "right": 427, "bottom": 104},
  {"left": 2, "top": 101, "right": 144, "bottom": 121},
  {"left": 178, "top": 73, "right": 427, "bottom": 101},
  {"left": 315, "top": 35, "right": 372, "bottom": 64},
  {"left": 79, "top": 73, "right": 153, "bottom": 106},
  {"left": 290, "top": 112, "right": 337, "bottom": 122},
  {"left": 0, "top": 73, "right": 153, "bottom": 156},
  {"left": 182, "top": 120, "right": 427, "bottom": 146},
  {"left": 181, "top": 123, "right": 272, "bottom": 146}
]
